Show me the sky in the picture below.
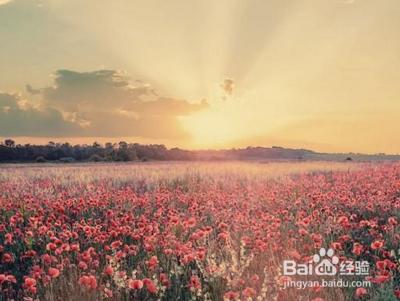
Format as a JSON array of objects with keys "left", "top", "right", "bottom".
[{"left": 0, "top": 0, "right": 399, "bottom": 154}]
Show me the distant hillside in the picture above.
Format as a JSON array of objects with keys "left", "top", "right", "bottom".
[
  {"left": 192, "top": 146, "right": 400, "bottom": 161},
  {"left": 1, "top": 139, "right": 399, "bottom": 163},
  {"left": 192, "top": 146, "right": 314, "bottom": 160},
  {"left": 302, "top": 152, "right": 400, "bottom": 162}
]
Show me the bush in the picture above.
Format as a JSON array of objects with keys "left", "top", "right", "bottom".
[
  {"left": 59, "top": 157, "right": 76, "bottom": 163},
  {"left": 35, "top": 156, "right": 46, "bottom": 163},
  {"left": 89, "top": 154, "right": 104, "bottom": 162}
]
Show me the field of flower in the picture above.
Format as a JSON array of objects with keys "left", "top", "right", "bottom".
[{"left": 0, "top": 161, "right": 399, "bottom": 301}]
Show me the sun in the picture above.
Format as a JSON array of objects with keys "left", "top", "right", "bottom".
[
  {"left": 180, "top": 110, "right": 235, "bottom": 149},
  {"left": 180, "top": 96, "right": 253, "bottom": 149}
]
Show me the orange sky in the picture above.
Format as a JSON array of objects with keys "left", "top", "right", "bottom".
[{"left": 0, "top": 0, "right": 399, "bottom": 154}]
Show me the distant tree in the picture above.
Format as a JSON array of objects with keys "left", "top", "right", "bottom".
[
  {"left": 105, "top": 142, "right": 114, "bottom": 150},
  {"left": 119, "top": 141, "right": 128, "bottom": 149},
  {"left": 35, "top": 156, "right": 46, "bottom": 163},
  {"left": 4, "top": 139, "right": 15, "bottom": 148}
]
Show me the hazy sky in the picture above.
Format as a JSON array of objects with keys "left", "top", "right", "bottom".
[{"left": 0, "top": 0, "right": 399, "bottom": 153}]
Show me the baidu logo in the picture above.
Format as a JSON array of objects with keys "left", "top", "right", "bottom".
[
  {"left": 313, "top": 248, "right": 339, "bottom": 275},
  {"left": 283, "top": 248, "right": 342, "bottom": 276},
  {"left": 282, "top": 247, "right": 371, "bottom": 290}
]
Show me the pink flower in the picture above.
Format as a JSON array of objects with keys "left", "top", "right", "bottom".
[
  {"left": 189, "top": 275, "right": 201, "bottom": 290},
  {"left": 104, "top": 266, "right": 113, "bottom": 276},
  {"left": 147, "top": 256, "right": 159, "bottom": 269},
  {"left": 371, "top": 240, "right": 384, "bottom": 250},
  {"left": 143, "top": 278, "right": 157, "bottom": 293},
  {"left": 355, "top": 287, "right": 367, "bottom": 298},
  {"left": 128, "top": 279, "right": 143, "bottom": 290},
  {"left": 242, "top": 287, "right": 256, "bottom": 298},
  {"left": 79, "top": 275, "right": 97, "bottom": 290},
  {"left": 24, "top": 277, "right": 37, "bottom": 287},
  {"left": 48, "top": 267, "right": 60, "bottom": 278}
]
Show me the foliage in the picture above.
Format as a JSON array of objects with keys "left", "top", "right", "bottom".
[{"left": 0, "top": 140, "right": 193, "bottom": 163}]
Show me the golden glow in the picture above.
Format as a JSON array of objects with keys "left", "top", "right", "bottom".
[
  {"left": 1, "top": 0, "right": 400, "bottom": 153},
  {"left": 181, "top": 100, "right": 241, "bottom": 149}
]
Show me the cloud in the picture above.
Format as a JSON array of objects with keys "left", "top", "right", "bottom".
[
  {"left": 220, "top": 78, "right": 234, "bottom": 95},
  {"left": 0, "top": 92, "right": 80, "bottom": 136},
  {"left": 21, "top": 69, "right": 207, "bottom": 139},
  {"left": 39, "top": 70, "right": 156, "bottom": 112}
]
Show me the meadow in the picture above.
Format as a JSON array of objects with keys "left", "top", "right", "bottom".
[{"left": 0, "top": 161, "right": 399, "bottom": 301}]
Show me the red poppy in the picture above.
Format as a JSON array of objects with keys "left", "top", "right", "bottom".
[
  {"left": 128, "top": 279, "right": 143, "bottom": 290},
  {"left": 48, "top": 267, "right": 60, "bottom": 278}
]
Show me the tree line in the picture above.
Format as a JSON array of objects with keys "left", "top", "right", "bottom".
[
  {"left": 2, "top": 139, "right": 373, "bottom": 163},
  {"left": 0, "top": 139, "right": 194, "bottom": 162}
]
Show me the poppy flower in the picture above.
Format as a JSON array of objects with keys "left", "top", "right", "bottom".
[
  {"left": 355, "top": 287, "right": 367, "bottom": 298},
  {"left": 128, "top": 279, "right": 143, "bottom": 290},
  {"left": 48, "top": 267, "right": 60, "bottom": 278},
  {"left": 371, "top": 240, "right": 384, "bottom": 250},
  {"left": 143, "top": 278, "right": 157, "bottom": 293}
]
